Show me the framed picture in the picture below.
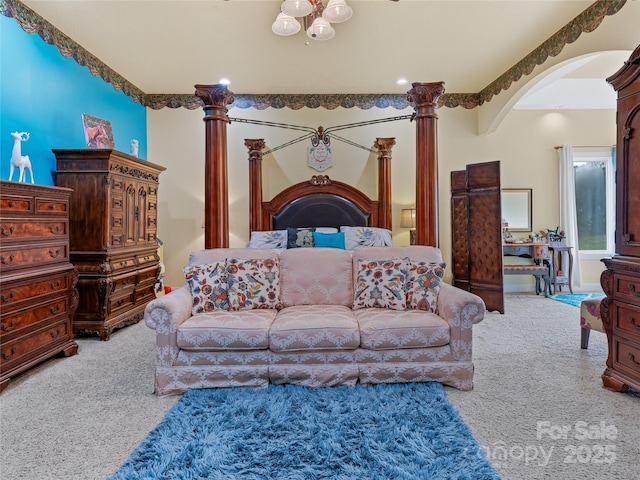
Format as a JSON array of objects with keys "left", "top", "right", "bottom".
[
  {"left": 82, "top": 114, "right": 114, "bottom": 148},
  {"left": 501, "top": 188, "right": 532, "bottom": 232}
]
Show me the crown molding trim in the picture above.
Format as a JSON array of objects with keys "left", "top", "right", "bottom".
[{"left": 1, "top": 0, "right": 627, "bottom": 110}]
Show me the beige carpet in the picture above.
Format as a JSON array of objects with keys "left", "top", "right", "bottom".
[{"left": 1, "top": 293, "right": 638, "bottom": 480}]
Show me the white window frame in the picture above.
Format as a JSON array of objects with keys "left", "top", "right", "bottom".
[{"left": 573, "top": 150, "right": 615, "bottom": 259}]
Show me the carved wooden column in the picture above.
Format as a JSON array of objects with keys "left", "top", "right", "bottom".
[
  {"left": 195, "top": 84, "right": 234, "bottom": 248},
  {"left": 246, "top": 138, "right": 266, "bottom": 233},
  {"left": 407, "top": 82, "right": 445, "bottom": 247},
  {"left": 375, "top": 137, "right": 395, "bottom": 231}
]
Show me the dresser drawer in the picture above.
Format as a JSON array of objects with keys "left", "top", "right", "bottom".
[
  {"left": 0, "top": 219, "right": 68, "bottom": 243},
  {"left": 137, "top": 265, "right": 160, "bottom": 286},
  {"left": 0, "top": 297, "right": 70, "bottom": 339},
  {"left": 136, "top": 252, "right": 158, "bottom": 267},
  {"left": 0, "top": 269, "right": 73, "bottom": 310},
  {"left": 112, "top": 271, "right": 137, "bottom": 295},
  {"left": 0, "top": 319, "right": 70, "bottom": 370},
  {"left": 108, "top": 291, "right": 135, "bottom": 316},
  {"left": 614, "top": 301, "right": 640, "bottom": 342},
  {"left": 0, "top": 194, "right": 33, "bottom": 215},
  {"left": 612, "top": 273, "right": 640, "bottom": 304},
  {"left": 613, "top": 338, "right": 640, "bottom": 378},
  {"left": 0, "top": 242, "right": 69, "bottom": 272},
  {"left": 35, "top": 196, "right": 69, "bottom": 215}
]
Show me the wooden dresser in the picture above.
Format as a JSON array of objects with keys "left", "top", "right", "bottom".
[
  {"left": 53, "top": 149, "right": 165, "bottom": 340},
  {"left": 0, "top": 181, "right": 79, "bottom": 391},
  {"left": 600, "top": 46, "right": 640, "bottom": 392}
]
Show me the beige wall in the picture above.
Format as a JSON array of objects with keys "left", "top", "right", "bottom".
[{"left": 149, "top": 102, "right": 614, "bottom": 291}]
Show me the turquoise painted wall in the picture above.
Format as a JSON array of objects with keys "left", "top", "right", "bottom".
[{"left": 0, "top": 15, "right": 147, "bottom": 186}]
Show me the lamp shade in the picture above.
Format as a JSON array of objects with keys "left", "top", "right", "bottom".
[
  {"left": 272, "top": 12, "right": 301, "bottom": 36},
  {"left": 400, "top": 208, "right": 416, "bottom": 228},
  {"left": 306, "top": 16, "right": 335, "bottom": 40},
  {"left": 322, "top": 0, "right": 353, "bottom": 23},
  {"left": 281, "top": 0, "right": 313, "bottom": 17}
]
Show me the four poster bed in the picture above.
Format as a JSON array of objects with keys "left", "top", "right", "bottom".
[{"left": 194, "top": 82, "right": 444, "bottom": 248}]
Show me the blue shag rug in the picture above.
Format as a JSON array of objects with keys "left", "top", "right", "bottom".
[
  {"left": 110, "top": 382, "right": 501, "bottom": 480},
  {"left": 550, "top": 292, "right": 605, "bottom": 307}
]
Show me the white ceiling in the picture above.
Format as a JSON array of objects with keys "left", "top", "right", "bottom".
[{"left": 16, "top": 0, "right": 635, "bottom": 109}]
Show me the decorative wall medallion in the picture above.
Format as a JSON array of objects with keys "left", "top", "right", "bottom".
[{"left": 308, "top": 140, "right": 332, "bottom": 171}]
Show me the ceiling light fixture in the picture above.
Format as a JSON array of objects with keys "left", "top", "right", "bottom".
[{"left": 272, "top": 0, "right": 352, "bottom": 41}]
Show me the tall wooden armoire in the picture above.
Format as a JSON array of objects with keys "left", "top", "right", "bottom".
[
  {"left": 54, "top": 149, "right": 165, "bottom": 340},
  {"left": 451, "top": 161, "right": 504, "bottom": 313},
  {"left": 600, "top": 45, "right": 640, "bottom": 392}
]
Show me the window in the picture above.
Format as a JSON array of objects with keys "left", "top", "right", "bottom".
[{"left": 573, "top": 150, "right": 615, "bottom": 256}]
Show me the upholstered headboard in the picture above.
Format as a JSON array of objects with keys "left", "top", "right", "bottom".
[{"left": 252, "top": 174, "right": 386, "bottom": 232}]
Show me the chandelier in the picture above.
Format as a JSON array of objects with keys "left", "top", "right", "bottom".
[{"left": 271, "top": 0, "right": 353, "bottom": 41}]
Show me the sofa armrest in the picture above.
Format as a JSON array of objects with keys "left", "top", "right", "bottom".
[
  {"left": 436, "top": 284, "right": 486, "bottom": 361},
  {"left": 144, "top": 286, "right": 192, "bottom": 366}
]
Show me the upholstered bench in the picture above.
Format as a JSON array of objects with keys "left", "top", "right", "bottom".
[
  {"left": 503, "top": 264, "right": 551, "bottom": 297},
  {"left": 580, "top": 297, "right": 605, "bottom": 349}
]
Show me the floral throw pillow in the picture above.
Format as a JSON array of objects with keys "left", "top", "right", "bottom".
[
  {"left": 183, "top": 262, "right": 228, "bottom": 314},
  {"left": 406, "top": 261, "right": 446, "bottom": 313},
  {"left": 247, "top": 230, "right": 287, "bottom": 249},
  {"left": 340, "top": 226, "right": 393, "bottom": 250},
  {"left": 287, "top": 227, "right": 316, "bottom": 248},
  {"left": 226, "top": 257, "right": 284, "bottom": 311},
  {"left": 353, "top": 258, "right": 407, "bottom": 310}
]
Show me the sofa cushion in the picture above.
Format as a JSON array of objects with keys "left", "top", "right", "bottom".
[
  {"left": 353, "top": 258, "right": 407, "bottom": 310},
  {"left": 226, "top": 257, "right": 284, "bottom": 311},
  {"left": 189, "top": 248, "right": 278, "bottom": 266},
  {"left": 287, "top": 227, "right": 316, "bottom": 248},
  {"left": 269, "top": 305, "right": 360, "bottom": 352},
  {"left": 354, "top": 309, "right": 450, "bottom": 350},
  {"left": 406, "top": 261, "right": 446, "bottom": 313},
  {"left": 177, "top": 309, "right": 277, "bottom": 351},
  {"left": 280, "top": 248, "right": 354, "bottom": 307},
  {"left": 183, "top": 262, "right": 228, "bottom": 314}
]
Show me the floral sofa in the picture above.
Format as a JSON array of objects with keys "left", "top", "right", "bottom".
[{"left": 144, "top": 245, "right": 486, "bottom": 395}]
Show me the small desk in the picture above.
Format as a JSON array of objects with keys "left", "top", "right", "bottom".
[
  {"left": 548, "top": 245, "right": 573, "bottom": 294},
  {"left": 503, "top": 242, "right": 552, "bottom": 297}
]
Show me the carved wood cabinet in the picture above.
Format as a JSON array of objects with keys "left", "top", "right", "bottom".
[
  {"left": 0, "top": 181, "right": 79, "bottom": 391},
  {"left": 54, "top": 149, "right": 165, "bottom": 340},
  {"left": 600, "top": 45, "right": 640, "bottom": 392}
]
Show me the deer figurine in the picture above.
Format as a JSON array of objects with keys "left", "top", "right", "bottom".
[{"left": 9, "top": 131, "right": 34, "bottom": 183}]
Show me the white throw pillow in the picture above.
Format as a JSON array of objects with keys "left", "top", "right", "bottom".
[{"left": 340, "top": 226, "right": 393, "bottom": 250}]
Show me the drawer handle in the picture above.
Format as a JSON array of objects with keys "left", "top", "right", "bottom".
[
  {"left": 8, "top": 201, "right": 16, "bottom": 207},
  {"left": 629, "top": 316, "right": 640, "bottom": 330},
  {"left": 117, "top": 299, "right": 125, "bottom": 306},
  {"left": 0, "top": 254, "right": 15, "bottom": 265},
  {"left": 48, "top": 204, "right": 57, "bottom": 210},
  {"left": 629, "top": 352, "right": 640, "bottom": 367},
  {"left": 0, "top": 225, "right": 15, "bottom": 236},
  {"left": 49, "top": 304, "right": 62, "bottom": 315},
  {"left": 50, "top": 328, "right": 63, "bottom": 339},
  {"left": 630, "top": 284, "right": 640, "bottom": 298},
  {"left": 1, "top": 319, "right": 16, "bottom": 332},
  {"left": 1, "top": 291, "right": 16, "bottom": 303},
  {"left": 48, "top": 225, "right": 63, "bottom": 235},
  {"left": 48, "top": 249, "right": 62, "bottom": 259},
  {"left": 50, "top": 280, "right": 62, "bottom": 290},
  {"left": 1, "top": 347, "right": 17, "bottom": 361}
]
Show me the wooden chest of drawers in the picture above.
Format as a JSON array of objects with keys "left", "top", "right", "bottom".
[
  {"left": 53, "top": 149, "right": 165, "bottom": 340},
  {"left": 0, "top": 181, "right": 78, "bottom": 392}
]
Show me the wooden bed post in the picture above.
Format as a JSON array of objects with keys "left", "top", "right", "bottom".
[
  {"left": 407, "top": 82, "right": 445, "bottom": 247},
  {"left": 245, "top": 139, "right": 266, "bottom": 232},
  {"left": 195, "top": 83, "right": 234, "bottom": 249},
  {"left": 375, "top": 137, "right": 395, "bottom": 231}
]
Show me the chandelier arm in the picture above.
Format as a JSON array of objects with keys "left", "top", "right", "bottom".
[
  {"left": 229, "top": 117, "right": 317, "bottom": 135},
  {"left": 322, "top": 114, "right": 414, "bottom": 134},
  {"left": 261, "top": 133, "right": 315, "bottom": 156}
]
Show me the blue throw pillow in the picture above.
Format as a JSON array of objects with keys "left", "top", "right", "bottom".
[{"left": 312, "top": 231, "right": 346, "bottom": 249}]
